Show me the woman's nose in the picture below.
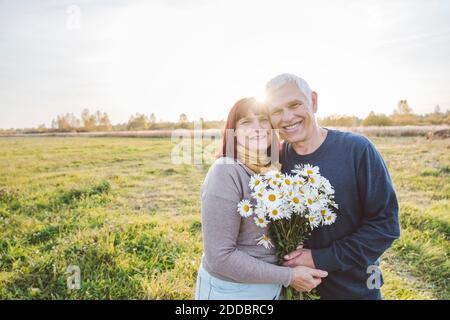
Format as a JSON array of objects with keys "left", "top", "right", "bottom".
[{"left": 249, "top": 122, "right": 262, "bottom": 132}]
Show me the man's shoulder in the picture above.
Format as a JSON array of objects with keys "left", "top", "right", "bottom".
[{"left": 281, "top": 129, "right": 372, "bottom": 150}]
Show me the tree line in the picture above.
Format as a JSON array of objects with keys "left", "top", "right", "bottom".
[
  {"left": 0, "top": 110, "right": 225, "bottom": 133},
  {"left": 319, "top": 101, "right": 449, "bottom": 127},
  {"left": 1, "top": 100, "right": 449, "bottom": 133}
]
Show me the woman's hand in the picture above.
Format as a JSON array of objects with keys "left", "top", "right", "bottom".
[{"left": 290, "top": 266, "right": 328, "bottom": 292}]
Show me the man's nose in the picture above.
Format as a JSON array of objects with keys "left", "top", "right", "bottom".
[{"left": 281, "top": 109, "right": 294, "bottom": 124}]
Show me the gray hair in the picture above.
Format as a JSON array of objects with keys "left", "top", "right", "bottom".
[{"left": 265, "top": 73, "right": 313, "bottom": 105}]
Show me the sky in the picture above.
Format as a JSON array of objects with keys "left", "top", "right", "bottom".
[{"left": 0, "top": 0, "right": 449, "bottom": 128}]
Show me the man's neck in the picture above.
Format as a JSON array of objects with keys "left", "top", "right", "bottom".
[{"left": 291, "top": 127, "right": 328, "bottom": 155}]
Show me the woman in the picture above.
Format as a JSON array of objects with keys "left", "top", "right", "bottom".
[{"left": 195, "top": 97, "right": 327, "bottom": 300}]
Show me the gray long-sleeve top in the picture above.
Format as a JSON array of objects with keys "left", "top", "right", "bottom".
[{"left": 200, "top": 157, "right": 293, "bottom": 287}]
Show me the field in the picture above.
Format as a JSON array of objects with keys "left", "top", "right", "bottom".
[{"left": 0, "top": 135, "right": 449, "bottom": 299}]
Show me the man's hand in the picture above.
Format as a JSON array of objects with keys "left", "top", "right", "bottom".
[
  {"left": 283, "top": 248, "right": 316, "bottom": 269},
  {"left": 291, "top": 266, "right": 328, "bottom": 292}
]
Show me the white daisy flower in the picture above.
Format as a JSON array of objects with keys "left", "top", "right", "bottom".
[
  {"left": 297, "top": 183, "right": 309, "bottom": 196},
  {"left": 318, "top": 207, "right": 330, "bottom": 217},
  {"left": 307, "top": 212, "right": 322, "bottom": 229},
  {"left": 256, "top": 234, "right": 274, "bottom": 249},
  {"left": 329, "top": 199, "right": 339, "bottom": 209},
  {"left": 263, "top": 189, "right": 282, "bottom": 209},
  {"left": 307, "top": 174, "right": 321, "bottom": 187},
  {"left": 281, "top": 174, "right": 294, "bottom": 189},
  {"left": 316, "top": 194, "right": 330, "bottom": 208},
  {"left": 251, "top": 190, "right": 265, "bottom": 203},
  {"left": 304, "top": 188, "right": 320, "bottom": 211},
  {"left": 291, "top": 174, "right": 305, "bottom": 188},
  {"left": 264, "top": 170, "right": 283, "bottom": 188},
  {"left": 303, "top": 164, "right": 320, "bottom": 176},
  {"left": 268, "top": 207, "right": 283, "bottom": 220},
  {"left": 289, "top": 193, "right": 306, "bottom": 213},
  {"left": 265, "top": 170, "right": 282, "bottom": 180},
  {"left": 268, "top": 178, "right": 281, "bottom": 189},
  {"left": 320, "top": 177, "right": 335, "bottom": 195},
  {"left": 280, "top": 205, "right": 293, "bottom": 219},
  {"left": 292, "top": 164, "right": 303, "bottom": 175},
  {"left": 237, "top": 199, "right": 253, "bottom": 218},
  {"left": 249, "top": 174, "right": 266, "bottom": 191},
  {"left": 254, "top": 215, "right": 269, "bottom": 228},
  {"left": 323, "top": 211, "right": 337, "bottom": 225}
]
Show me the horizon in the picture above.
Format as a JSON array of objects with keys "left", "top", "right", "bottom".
[
  {"left": 1, "top": 108, "right": 449, "bottom": 130},
  {"left": 1, "top": 0, "right": 450, "bottom": 129}
]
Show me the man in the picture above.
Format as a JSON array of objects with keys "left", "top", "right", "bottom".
[{"left": 265, "top": 73, "right": 400, "bottom": 300}]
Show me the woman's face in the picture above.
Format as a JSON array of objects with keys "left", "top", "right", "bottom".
[{"left": 235, "top": 112, "right": 272, "bottom": 152}]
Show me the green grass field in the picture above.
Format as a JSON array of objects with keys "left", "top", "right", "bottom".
[{"left": 0, "top": 136, "right": 449, "bottom": 299}]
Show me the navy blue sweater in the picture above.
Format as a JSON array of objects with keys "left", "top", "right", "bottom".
[{"left": 280, "top": 129, "right": 400, "bottom": 299}]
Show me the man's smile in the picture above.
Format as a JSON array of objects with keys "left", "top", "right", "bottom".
[{"left": 282, "top": 120, "right": 303, "bottom": 132}]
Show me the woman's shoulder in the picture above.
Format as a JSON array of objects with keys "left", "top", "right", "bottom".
[
  {"left": 202, "top": 157, "right": 247, "bottom": 200},
  {"left": 213, "top": 156, "right": 239, "bottom": 166},
  {"left": 206, "top": 157, "right": 246, "bottom": 181}
]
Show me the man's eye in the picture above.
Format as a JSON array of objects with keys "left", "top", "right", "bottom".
[
  {"left": 272, "top": 110, "right": 282, "bottom": 115},
  {"left": 289, "top": 103, "right": 300, "bottom": 109}
]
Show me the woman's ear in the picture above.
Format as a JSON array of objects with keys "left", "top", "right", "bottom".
[{"left": 312, "top": 91, "right": 318, "bottom": 113}]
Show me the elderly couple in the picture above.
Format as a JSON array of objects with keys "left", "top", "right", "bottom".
[{"left": 194, "top": 74, "right": 400, "bottom": 300}]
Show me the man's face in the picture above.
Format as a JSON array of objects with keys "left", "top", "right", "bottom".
[{"left": 267, "top": 82, "right": 318, "bottom": 144}]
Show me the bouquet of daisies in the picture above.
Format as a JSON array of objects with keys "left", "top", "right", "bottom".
[{"left": 237, "top": 164, "right": 338, "bottom": 299}]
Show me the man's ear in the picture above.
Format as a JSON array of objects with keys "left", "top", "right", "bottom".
[{"left": 312, "top": 91, "right": 318, "bottom": 113}]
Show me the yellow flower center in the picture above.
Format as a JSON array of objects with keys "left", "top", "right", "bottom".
[
  {"left": 307, "top": 169, "right": 313, "bottom": 175},
  {"left": 310, "top": 177, "right": 315, "bottom": 184},
  {"left": 268, "top": 194, "right": 276, "bottom": 202},
  {"left": 244, "top": 205, "right": 249, "bottom": 212},
  {"left": 293, "top": 197, "right": 299, "bottom": 204},
  {"left": 321, "top": 210, "right": 326, "bottom": 215},
  {"left": 255, "top": 180, "right": 260, "bottom": 186},
  {"left": 307, "top": 198, "right": 313, "bottom": 205}
]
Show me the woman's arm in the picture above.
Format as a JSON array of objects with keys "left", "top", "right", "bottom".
[{"left": 202, "top": 191, "right": 293, "bottom": 287}]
